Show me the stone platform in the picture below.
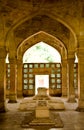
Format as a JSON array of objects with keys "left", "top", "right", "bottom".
[
  {"left": 29, "top": 118, "right": 55, "bottom": 126},
  {"left": 19, "top": 87, "right": 65, "bottom": 111},
  {"left": 19, "top": 97, "right": 65, "bottom": 111},
  {"left": 21, "top": 111, "right": 64, "bottom": 128},
  {"left": 20, "top": 87, "right": 64, "bottom": 128}
]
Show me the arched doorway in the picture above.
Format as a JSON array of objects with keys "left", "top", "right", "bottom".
[{"left": 22, "top": 41, "right": 62, "bottom": 97}]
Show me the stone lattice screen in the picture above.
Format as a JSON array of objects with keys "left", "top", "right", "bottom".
[{"left": 6, "top": 63, "right": 78, "bottom": 97}]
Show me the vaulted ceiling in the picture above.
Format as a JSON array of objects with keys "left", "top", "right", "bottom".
[{"left": 0, "top": 0, "right": 84, "bottom": 58}]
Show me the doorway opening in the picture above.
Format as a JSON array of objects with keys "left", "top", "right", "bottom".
[
  {"left": 23, "top": 41, "right": 61, "bottom": 63},
  {"left": 35, "top": 75, "right": 49, "bottom": 95},
  {"left": 22, "top": 42, "right": 61, "bottom": 97}
]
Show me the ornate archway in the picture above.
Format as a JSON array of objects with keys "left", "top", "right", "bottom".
[{"left": 5, "top": 12, "right": 77, "bottom": 102}]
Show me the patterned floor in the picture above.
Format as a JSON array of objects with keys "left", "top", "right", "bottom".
[{"left": 0, "top": 97, "right": 84, "bottom": 130}]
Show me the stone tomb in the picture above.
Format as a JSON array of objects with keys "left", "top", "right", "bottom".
[
  {"left": 21, "top": 88, "right": 64, "bottom": 128},
  {"left": 19, "top": 87, "right": 65, "bottom": 111},
  {"left": 29, "top": 100, "right": 55, "bottom": 126},
  {"left": 36, "top": 100, "right": 49, "bottom": 118},
  {"left": 37, "top": 87, "right": 47, "bottom": 95}
]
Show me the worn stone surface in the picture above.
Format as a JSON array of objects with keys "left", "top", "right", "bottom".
[
  {"left": 19, "top": 96, "right": 65, "bottom": 111},
  {"left": 0, "top": 98, "right": 84, "bottom": 130},
  {"left": 0, "top": 0, "right": 84, "bottom": 114},
  {"left": 36, "top": 106, "right": 49, "bottom": 118}
]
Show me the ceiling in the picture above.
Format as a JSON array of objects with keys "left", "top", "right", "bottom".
[{"left": 0, "top": 0, "right": 84, "bottom": 57}]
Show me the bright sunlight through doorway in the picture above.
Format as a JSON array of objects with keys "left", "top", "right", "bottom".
[{"left": 23, "top": 41, "right": 61, "bottom": 95}]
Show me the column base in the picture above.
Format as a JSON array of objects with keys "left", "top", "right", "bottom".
[
  {"left": 76, "top": 99, "right": 84, "bottom": 112},
  {"left": 8, "top": 94, "right": 17, "bottom": 103},
  {"left": 62, "top": 95, "right": 67, "bottom": 97},
  {"left": 0, "top": 109, "right": 7, "bottom": 113},
  {"left": 8, "top": 100, "right": 17, "bottom": 103},
  {"left": 76, "top": 107, "right": 84, "bottom": 112},
  {"left": 62, "top": 90, "right": 67, "bottom": 97},
  {"left": 0, "top": 102, "right": 7, "bottom": 113},
  {"left": 67, "top": 95, "right": 76, "bottom": 103}
]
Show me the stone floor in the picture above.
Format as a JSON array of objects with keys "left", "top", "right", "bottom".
[{"left": 0, "top": 97, "right": 84, "bottom": 130}]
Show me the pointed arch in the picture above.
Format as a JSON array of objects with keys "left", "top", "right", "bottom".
[
  {"left": 5, "top": 10, "right": 77, "bottom": 55},
  {"left": 17, "top": 31, "right": 67, "bottom": 60}
]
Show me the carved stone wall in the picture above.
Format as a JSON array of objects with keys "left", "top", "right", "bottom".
[{"left": 0, "top": 0, "right": 84, "bottom": 112}]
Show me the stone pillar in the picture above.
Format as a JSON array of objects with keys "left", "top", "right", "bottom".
[
  {"left": 76, "top": 52, "right": 84, "bottom": 111},
  {"left": 62, "top": 59, "right": 67, "bottom": 97},
  {"left": 0, "top": 47, "right": 6, "bottom": 112},
  {"left": 17, "top": 59, "right": 23, "bottom": 97},
  {"left": 67, "top": 58, "right": 76, "bottom": 102},
  {"left": 8, "top": 58, "right": 17, "bottom": 103}
]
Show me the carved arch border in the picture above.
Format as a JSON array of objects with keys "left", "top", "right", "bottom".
[
  {"left": 5, "top": 10, "right": 77, "bottom": 54},
  {"left": 17, "top": 31, "right": 67, "bottom": 61}
]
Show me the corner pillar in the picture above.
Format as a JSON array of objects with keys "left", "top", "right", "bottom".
[
  {"left": 76, "top": 51, "right": 84, "bottom": 111},
  {"left": 0, "top": 47, "right": 7, "bottom": 112},
  {"left": 8, "top": 58, "right": 17, "bottom": 103},
  {"left": 17, "top": 59, "right": 23, "bottom": 97},
  {"left": 67, "top": 58, "right": 76, "bottom": 102},
  {"left": 62, "top": 59, "right": 67, "bottom": 97}
]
